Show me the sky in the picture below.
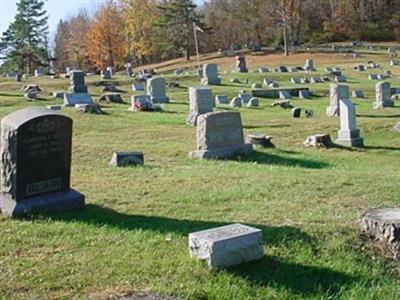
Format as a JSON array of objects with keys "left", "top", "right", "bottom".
[{"left": 0, "top": 0, "right": 204, "bottom": 38}]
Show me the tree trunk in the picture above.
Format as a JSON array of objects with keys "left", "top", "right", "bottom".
[
  {"left": 361, "top": 208, "right": 400, "bottom": 245},
  {"left": 283, "top": 26, "right": 289, "bottom": 56}
]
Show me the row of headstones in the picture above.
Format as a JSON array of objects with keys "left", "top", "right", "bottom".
[{"left": 62, "top": 70, "right": 169, "bottom": 110}]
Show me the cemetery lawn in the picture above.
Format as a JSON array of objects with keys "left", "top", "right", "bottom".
[{"left": 1, "top": 49, "right": 400, "bottom": 299}]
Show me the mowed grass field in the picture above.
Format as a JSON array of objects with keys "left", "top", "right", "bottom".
[{"left": 1, "top": 49, "right": 400, "bottom": 299}]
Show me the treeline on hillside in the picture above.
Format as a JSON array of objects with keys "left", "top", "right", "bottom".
[{"left": 1, "top": 0, "right": 400, "bottom": 74}]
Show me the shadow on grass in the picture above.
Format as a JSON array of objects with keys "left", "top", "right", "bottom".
[
  {"left": 45, "top": 205, "right": 357, "bottom": 297},
  {"left": 357, "top": 114, "right": 400, "bottom": 119},
  {"left": 363, "top": 145, "right": 400, "bottom": 151},
  {"left": 228, "top": 255, "right": 357, "bottom": 297},
  {"left": 45, "top": 204, "right": 314, "bottom": 249},
  {"left": 236, "top": 151, "right": 330, "bottom": 169}
]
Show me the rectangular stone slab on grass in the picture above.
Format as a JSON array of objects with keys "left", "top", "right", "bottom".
[
  {"left": 189, "top": 223, "right": 263, "bottom": 268},
  {"left": 109, "top": 152, "right": 144, "bottom": 167}
]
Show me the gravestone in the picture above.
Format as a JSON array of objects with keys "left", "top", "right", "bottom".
[
  {"left": 101, "top": 69, "right": 112, "bottom": 80},
  {"left": 109, "top": 152, "right": 144, "bottom": 167},
  {"left": 335, "top": 99, "right": 364, "bottom": 147},
  {"left": 132, "top": 82, "right": 145, "bottom": 91},
  {"left": 304, "top": 59, "right": 315, "bottom": 71},
  {"left": 187, "top": 87, "right": 214, "bottom": 126},
  {"left": 234, "top": 55, "right": 248, "bottom": 73},
  {"left": 258, "top": 67, "right": 269, "bottom": 73},
  {"left": 215, "top": 94, "right": 229, "bottom": 104},
  {"left": 335, "top": 75, "right": 347, "bottom": 83},
  {"left": 303, "top": 134, "right": 334, "bottom": 148},
  {"left": 373, "top": 81, "right": 394, "bottom": 109},
  {"left": 299, "top": 90, "right": 311, "bottom": 99},
  {"left": 291, "top": 107, "right": 301, "bottom": 118},
  {"left": 352, "top": 90, "right": 364, "bottom": 98},
  {"left": 147, "top": 78, "right": 169, "bottom": 103},
  {"left": 291, "top": 78, "right": 300, "bottom": 84},
  {"left": 189, "top": 112, "right": 253, "bottom": 159},
  {"left": 106, "top": 66, "right": 114, "bottom": 76},
  {"left": 245, "top": 134, "right": 274, "bottom": 148},
  {"left": 201, "top": 64, "right": 221, "bottom": 85},
  {"left": 189, "top": 223, "right": 263, "bottom": 268},
  {"left": 369, "top": 74, "right": 378, "bottom": 80},
  {"left": 64, "top": 71, "right": 92, "bottom": 106},
  {"left": 247, "top": 98, "right": 259, "bottom": 107},
  {"left": 15, "top": 74, "right": 22, "bottom": 82},
  {"left": 326, "top": 84, "right": 349, "bottom": 117},
  {"left": 34, "top": 68, "right": 46, "bottom": 77},
  {"left": 279, "top": 90, "right": 292, "bottom": 100},
  {"left": 390, "top": 60, "right": 400, "bottom": 66},
  {"left": 68, "top": 71, "right": 87, "bottom": 93},
  {"left": 230, "top": 97, "right": 241, "bottom": 108},
  {"left": 99, "top": 93, "right": 124, "bottom": 103},
  {"left": 0, "top": 108, "right": 85, "bottom": 217},
  {"left": 130, "top": 95, "right": 152, "bottom": 112},
  {"left": 239, "top": 92, "right": 252, "bottom": 104}
]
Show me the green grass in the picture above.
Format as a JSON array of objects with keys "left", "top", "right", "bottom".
[{"left": 1, "top": 51, "right": 400, "bottom": 299}]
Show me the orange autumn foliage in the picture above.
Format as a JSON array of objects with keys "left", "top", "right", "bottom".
[{"left": 86, "top": 0, "right": 125, "bottom": 70}]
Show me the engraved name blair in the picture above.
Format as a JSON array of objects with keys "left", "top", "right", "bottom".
[{"left": 26, "top": 178, "right": 62, "bottom": 196}]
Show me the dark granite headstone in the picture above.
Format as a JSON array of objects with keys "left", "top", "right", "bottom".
[{"left": 0, "top": 107, "right": 85, "bottom": 217}]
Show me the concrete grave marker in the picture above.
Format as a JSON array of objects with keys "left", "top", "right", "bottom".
[
  {"left": 336, "top": 99, "right": 364, "bottom": 147},
  {"left": 189, "top": 223, "right": 263, "bottom": 268},
  {"left": 201, "top": 64, "right": 221, "bottom": 85},
  {"left": 0, "top": 108, "right": 84, "bottom": 217},
  {"left": 64, "top": 71, "right": 92, "bottom": 106},
  {"left": 326, "top": 84, "right": 348, "bottom": 117},
  {"left": 373, "top": 81, "right": 394, "bottom": 109},
  {"left": 189, "top": 112, "right": 253, "bottom": 159},
  {"left": 187, "top": 87, "right": 214, "bottom": 126},
  {"left": 215, "top": 94, "right": 229, "bottom": 104},
  {"left": 234, "top": 55, "right": 248, "bottom": 73},
  {"left": 147, "top": 78, "right": 169, "bottom": 103}
]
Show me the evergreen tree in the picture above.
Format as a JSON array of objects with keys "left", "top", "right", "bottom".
[
  {"left": 0, "top": 0, "right": 48, "bottom": 74},
  {"left": 155, "top": 0, "right": 205, "bottom": 61}
]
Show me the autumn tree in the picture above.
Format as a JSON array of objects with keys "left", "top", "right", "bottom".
[
  {"left": 120, "top": 0, "right": 159, "bottom": 65},
  {"left": 86, "top": 0, "right": 126, "bottom": 70}
]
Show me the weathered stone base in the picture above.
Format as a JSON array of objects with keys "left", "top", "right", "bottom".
[
  {"left": 335, "top": 137, "right": 364, "bottom": 147},
  {"left": 189, "top": 144, "right": 253, "bottom": 159},
  {"left": 373, "top": 101, "right": 395, "bottom": 109},
  {"left": 151, "top": 97, "right": 169, "bottom": 104},
  {"left": 201, "top": 78, "right": 221, "bottom": 85},
  {"left": 0, "top": 189, "right": 85, "bottom": 217},
  {"left": 64, "top": 93, "right": 93, "bottom": 106}
]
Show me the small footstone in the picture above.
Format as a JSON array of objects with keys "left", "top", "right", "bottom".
[
  {"left": 303, "top": 134, "right": 334, "bottom": 148},
  {"left": 271, "top": 100, "right": 292, "bottom": 109},
  {"left": 109, "top": 152, "right": 144, "bottom": 167},
  {"left": 98, "top": 93, "right": 124, "bottom": 103},
  {"left": 291, "top": 107, "right": 301, "bottom": 118},
  {"left": 189, "top": 223, "right": 263, "bottom": 268},
  {"left": 245, "top": 134, "right": 274, "bottom": 148},
  {"left": 47, "top": 105, "right": 62, "bottom": 111},
  {"left": 75, "top": 103, "right": 105, "bottom": 114}
]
